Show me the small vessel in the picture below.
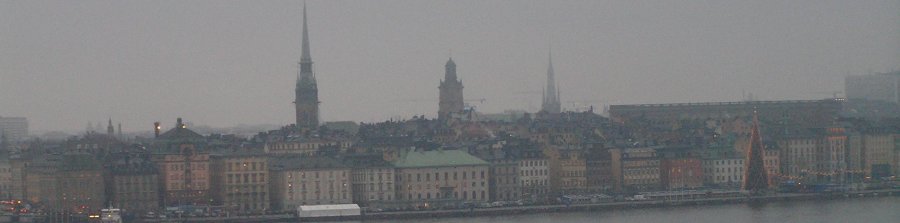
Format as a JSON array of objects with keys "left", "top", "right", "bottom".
[{"left": 100, "top": 208, "right": 123, "bottom": 223}]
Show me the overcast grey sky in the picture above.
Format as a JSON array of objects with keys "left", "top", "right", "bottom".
[{"left": 2, "top": 0, "right": 899, "bottom": 133}]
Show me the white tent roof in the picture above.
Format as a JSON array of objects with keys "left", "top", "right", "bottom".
[{"left": 298, "top": 204, "right": 360, "bottom": 211}]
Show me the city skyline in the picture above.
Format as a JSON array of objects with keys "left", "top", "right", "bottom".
[{"left": 2, "top": 0, "right": 899, "bottom": 132}]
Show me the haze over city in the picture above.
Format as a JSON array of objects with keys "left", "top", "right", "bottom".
[{"left": 2, "top": 0, "right": 899, "bottom": 133}]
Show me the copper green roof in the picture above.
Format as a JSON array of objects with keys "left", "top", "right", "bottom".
[{"left": 392, "top": 149, "right": 488, "bottom": 168}]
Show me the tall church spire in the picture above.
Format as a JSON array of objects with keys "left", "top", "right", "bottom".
[
  {"left": 541, "top": 50, "right": 561, "bottom": 113},
  {"left": 107, "top": 118, "right": 115, "bottom": 136},
  {"left": 294, "top": 2, "right": 320, "bottom": 129},
  {"left": 301, "top": 2, "right": 312, "bottom": 65}
]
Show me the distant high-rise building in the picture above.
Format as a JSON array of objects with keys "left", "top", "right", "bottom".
[
  {"left": 295, "top": 3, "right": 320, "bottom": 129},
  {"left": 0, "top": 116, "right": 27, "bottom": 142},
  {"left": 438, "top": 58, "right": 465, "bottom": 120},
  {"left": 541, "top": 52, "right": 561, "bottom": 114},
  {"left": 845, "top": 71, "right": 900, "bottom": 104}
]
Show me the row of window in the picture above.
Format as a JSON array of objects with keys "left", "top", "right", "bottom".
[
  {"left": 169, "top": 163, "right": 207, "bottom": 171},
  {"left": 520, "top": 169, "right": 548, "bottom": 177},
  {"left": 286, "top": 191, "right": 350, "bottom": 201},
  {"left": 402, "top": 170, "right": 486, "bottom": 182},
  {"left": 226, "top": 173, "right": 266, "bottom": 184},
  {"left": 167, "top": 182, "right": 207, "bottom": 190},
  {"left": 407, "top": 190, "right": 486, "bottom": 200},
  {"left": 406, "top": 181, "right": 486, "bottom": 190},
  {"left": 521, "top": 160, "right": 547, "bottom": 167},
  {"left": 287, "top": 171, "right": 348, "bottom": 179},
  {"left": 355, "top": 172, "right": 392, "bottom": 182},
  {"left": 368, "top": 182, "right": 393, "bottom": 191},
  {"left": 226, "top": 161, "right": 266, "bottom": 172},
  {"left": 521, "top": 179, "right": 548, "bottom": 187},
  {"left": 286, "top": 180, "right": 349, "bottom": 192}
]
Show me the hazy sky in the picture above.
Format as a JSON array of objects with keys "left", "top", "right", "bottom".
[{"left": 2, "top": 0, "right": 899, "bottom": 133}]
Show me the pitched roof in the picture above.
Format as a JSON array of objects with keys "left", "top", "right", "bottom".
[
  {"left": 270, "top": 156, "right": 347, "bottom": 170},
  {"left": 158, "top": 126, "right": 203, "bottom": 140},
  {"left": 392, "top": 149, "right": 488, "bottom": 168}
]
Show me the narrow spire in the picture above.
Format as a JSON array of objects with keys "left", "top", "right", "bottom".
[
  {"left": 294, "top": 1, "right": 320, "bottom": 129},
  {"left": 541, "top": 49, "right": 561, "bottom": 113},
  {"left": 301, "top": 1, "right": 311, "bottom": 62},
  {"left": 107, "top": 118, "right": 115, "bottom": 136}
]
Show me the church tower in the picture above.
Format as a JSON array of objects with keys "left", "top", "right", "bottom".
[
  {"left": 294, "top": 2, "right": 320, "bottom": 129},
  {"left": 541, "top": 52, "right": 562, "bottom": 113},
  {"left": 107, "top": 118, "right": 115, "bottom": 136},
  {"left": 438, "top": 58, "right": 464, "bottom": 120}
]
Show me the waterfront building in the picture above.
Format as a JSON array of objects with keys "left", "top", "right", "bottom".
[
  {"left": 53, "top": 154, "right": 105, "bottom": 213},
  {"left": 107, "top": 154, "right": 160, "bottom": 214},
  {"left": 861, "top": 134, "right": 895, "bottom": 177},
  {"left": 702, "top": 154, "right": 744, "bottom": 188},
  {"left": 7, "top": 156, "right": 26, "bottom": 200},
  {"left": 0, "top": 152, "right": 12, "bottom": 199},
  {"left": 438, "top": 58, "right": 465, "bottom": 121},
  {"left": 777, "top": 132, "right": 819, "bottom": 183},
  {"left": 610, "top": 147, "right": 661, "bottom": 192},
  {"left": 392, "top": 149, "right": 490, "bottom": 208},
  {"left": 657, "top": 147, "right": 704, "bottom": 190},
  {"left": 518, "top": 148, "right": 550, "bottom": 202},
  {"left": 210, "top": 151, "right": 269, "bottom": 214},
  {"left": 763, "top": 146, "right": 781, "bottom": 186},
  {"left": 545, "top": 146, "right": 587, "bottom": 195},
  {"left": 660, "top": 157, "right": 703, "bottom": 190},
  {"left": 472, "top": 143, "right": 521, "bottom": 202},
  {"left": 151, "top": 118, "right": 211, "bottom": 206},
  {"left": 344, "top": 154, "right": 396, "bottom": 208},
  {"left": 585, "top": 148, "right": 614, "bottom": 193},
  {"left": 815, "top": 127, "right": 848, "bottom": 183},
  {"left": 269, "top": 156, "right": 352, "bottom": 212},
  {"left": 894, "top": 134, "right": 900, "bottom": 176},
  {"left": 23, "top": 155, "right": 62, "bottom": 210}
]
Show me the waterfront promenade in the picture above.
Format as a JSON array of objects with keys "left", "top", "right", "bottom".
[{"left": 139, "top": 188, "right": 900, "bottom": 223}]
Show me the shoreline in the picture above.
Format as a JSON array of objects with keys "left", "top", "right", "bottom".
[{"left": 141, "top": 189, "right": 900, "bottom": 223}]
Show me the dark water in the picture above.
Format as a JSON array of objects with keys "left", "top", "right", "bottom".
[{"left": 323, "top": 196, "right": 899, "bottom": 223}]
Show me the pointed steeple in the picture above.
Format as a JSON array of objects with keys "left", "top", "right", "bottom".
[
  {"left": 541, "top": 50, "right": 561, "bottom": 113},
  {"left": 301, "top": 1, "right": 312, "bottom": 63},
  {"left": 294, "top": 2, "right": 320, "bottom": 129},
  {"left": 107, "top": 118, "right": 115, "bottom": 136},
  {"left": 298, "top": 1, "right": 314, "bottom": 75}
]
